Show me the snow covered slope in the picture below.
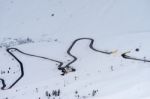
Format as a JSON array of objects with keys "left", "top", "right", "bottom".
[{"left": 0, "top": 0, "right": 150, "bottom": 99}]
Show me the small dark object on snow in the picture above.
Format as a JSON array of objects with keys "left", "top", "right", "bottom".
[
  {"left": 58, "top": 66, "right": 76, "bottom": 75},
  {"left": 51, "top": 14, "right": 55, "bottom": 16},
  {"left": 135, "top": 48, "right": 139, "bottom": 52}
]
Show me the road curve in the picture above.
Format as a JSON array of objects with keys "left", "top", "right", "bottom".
[
  {"left": 0, "top": 48, "right": 63, "bottom": 90},
  {"left": 121, "top": 51, "right": 150, "bottom": 63},
  {"left": 65, "top": 38, "right": 114, "bottom": 67}
]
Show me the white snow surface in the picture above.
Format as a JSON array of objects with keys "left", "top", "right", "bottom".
[{"left": 0, "top": 0, "right": 150, "bottom": 99}]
